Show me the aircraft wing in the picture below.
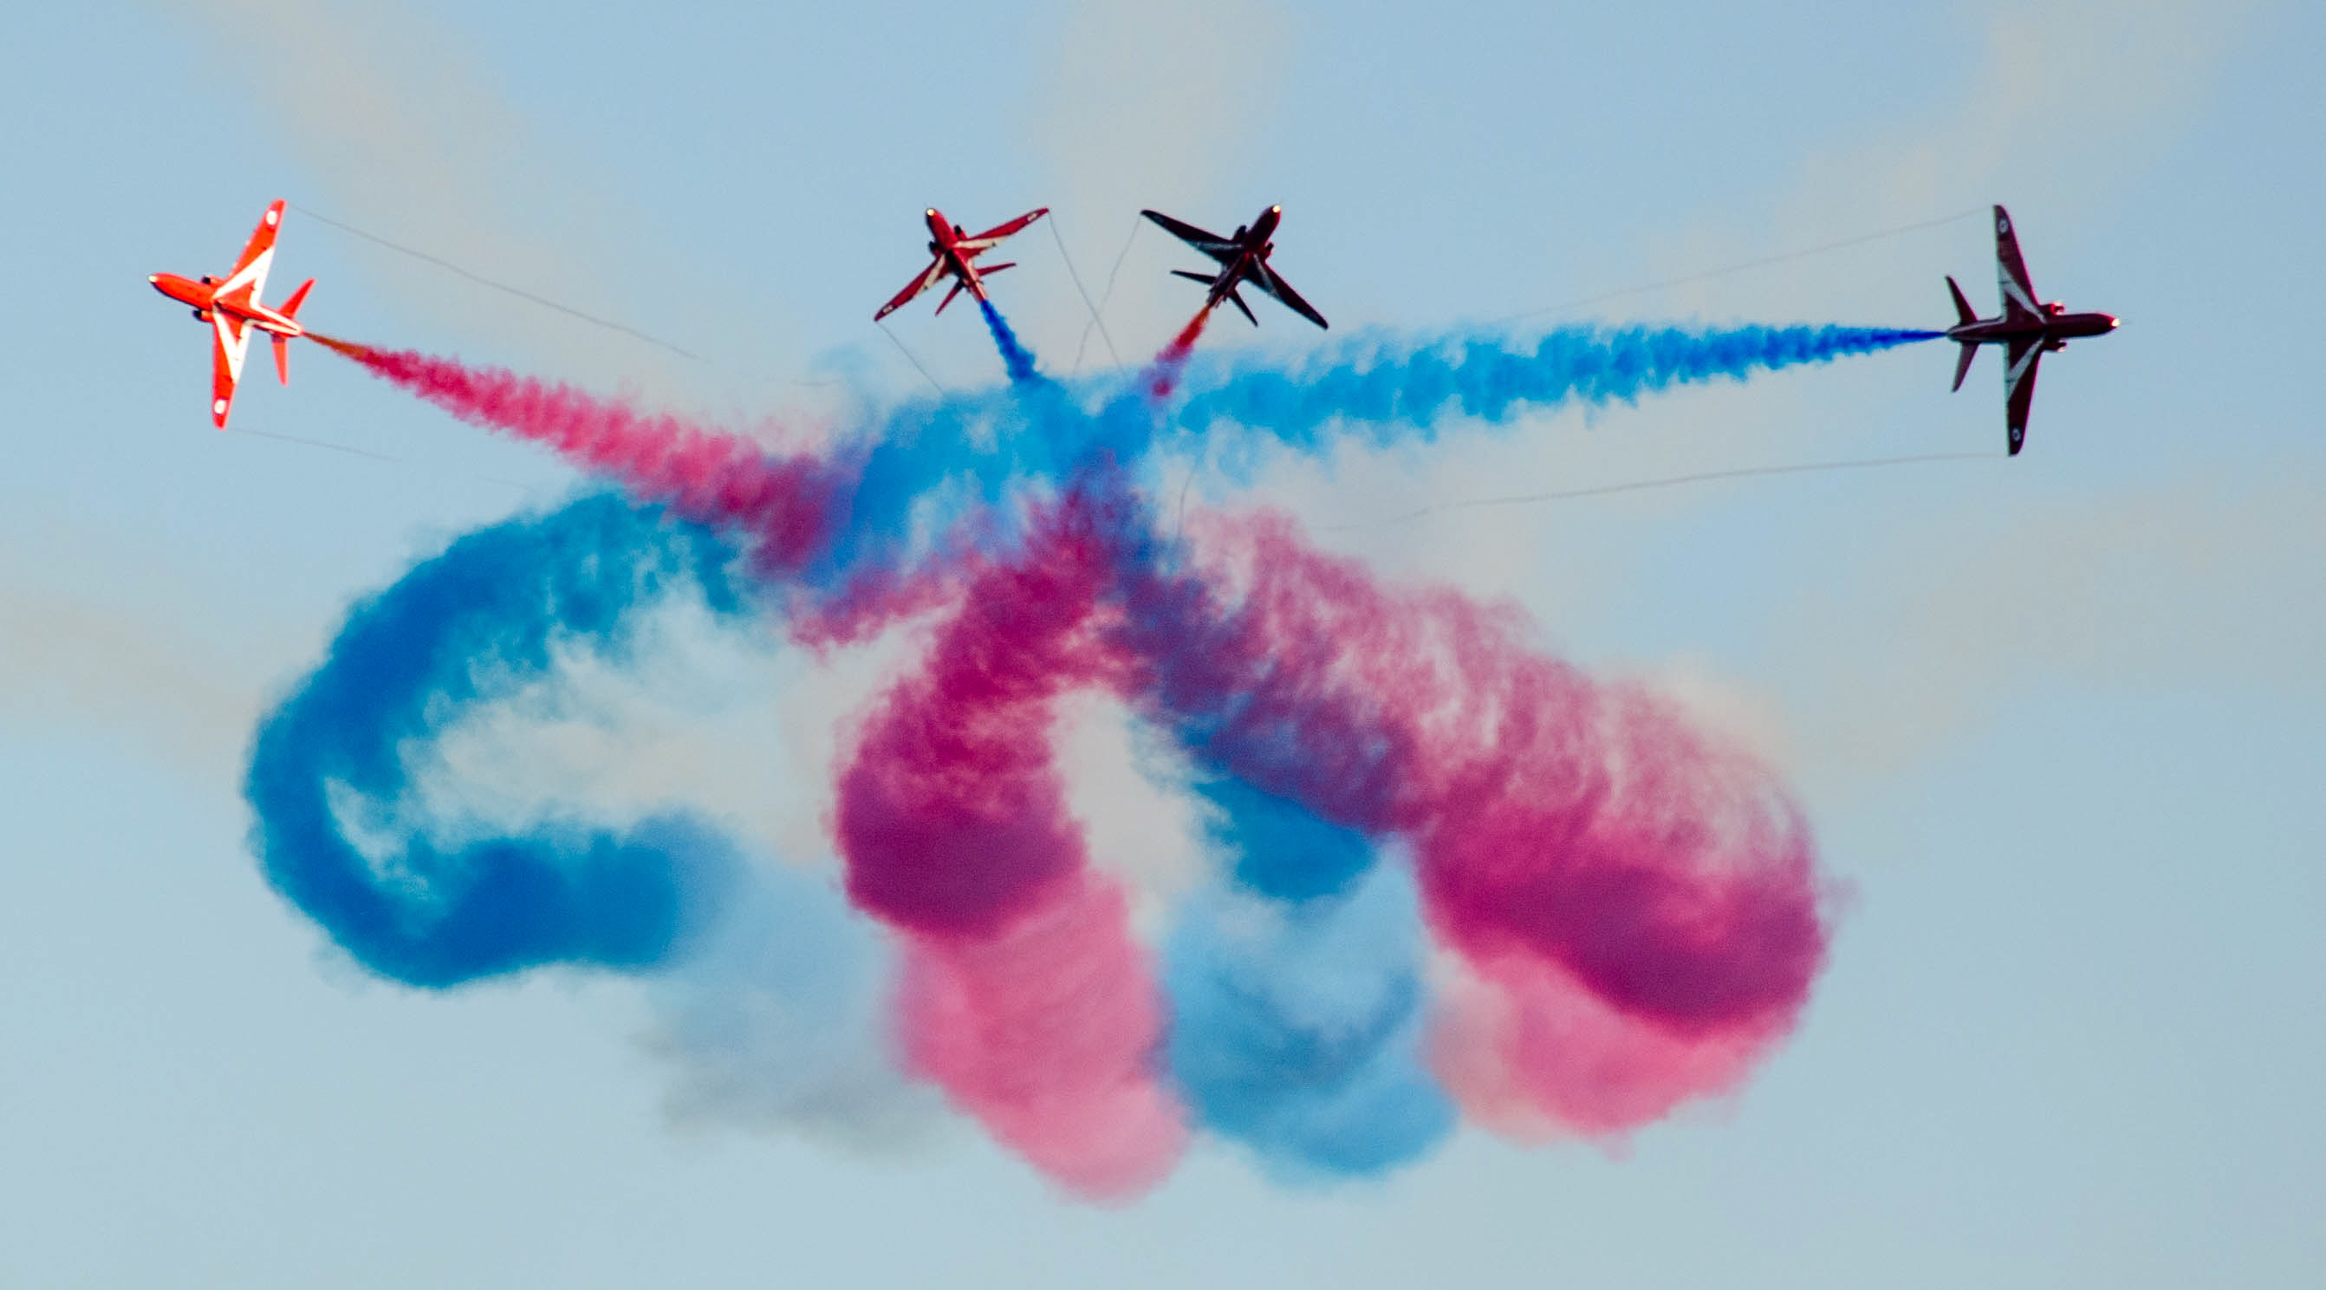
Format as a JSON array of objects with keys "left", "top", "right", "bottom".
[
  {"left": 211, "top": 311, "right": 252, "bottom": 429},
  {"left": 875, "top": 256, "right": 950, "bottom": 321},
  {"left": 955, "top": 207, "right": 1048, "bottom": 253},
  {"left": 216, "top": 200, "right": 285, "bottom": 308},
  {"left": 2003, "top": 334, "right": 2042, "bottom": 455},
  {"left": 1248, "top": 262, "right": 1329, "bottom": 329},
  {"left": 1141, "top": 210, "right": 1240, "bottom": 264},
  {"left": 1993, "top": 204, "right": 2041, "bottom": 321}
]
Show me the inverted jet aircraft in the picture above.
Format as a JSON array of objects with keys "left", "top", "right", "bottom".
[
  {"left": 1141, "top": 205, "right": 1328, "bottom": 329},
  {"left": 148, "top": 200, "right": 315, "bottom": 430},
  {"left": 1945, "top": 204, "right": 2118, "bottom": 455},
  {"left": 874, "top": 206, "right": 1049, "bottom": 322}
]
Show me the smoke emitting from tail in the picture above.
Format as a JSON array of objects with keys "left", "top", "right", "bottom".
[
  {"left": 315, "top": 336, "right": 838, "bottom": 573},
  {"left": 1147, "top": 307, "right": 1214, "bottom": 400},
  {"left": 1176, "top": 324, "right": 1942, "bottom": 451},
  {"left": 243, "top": 495, "right": 758, "bottom": 986},
  {"left": 258, "top": 305, "right": 1912, "bottom": 1195},
  {"left": 977, "top": 299, "right": 1042, "bottom": 386}
]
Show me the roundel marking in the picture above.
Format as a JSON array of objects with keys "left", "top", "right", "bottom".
[
  {"left": 266, "top": 209, "right": 279, "bottom": 226},
  {"left": 1997, "top": 214, "right": 2010, "bottom": 233},
  {"left": 213, "top": 398, "right": 229, "bottom": 414}
]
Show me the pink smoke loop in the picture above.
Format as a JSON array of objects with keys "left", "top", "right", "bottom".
[{"left": 835, "top": 485, "right": 1828, "bottom": 1187}]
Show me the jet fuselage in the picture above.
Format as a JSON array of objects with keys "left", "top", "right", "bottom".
[
  {"left": 148, "top": 272, "right": 305, "bottom": 337},
  {"left": 1207, "top": 204, "right": 1282, "bottom": 304},
  {"left": 1947, "top": 303, "right": 2117, "bottom": 352},
  {"left": 923, "top": 207, "right": 992, "bottom": 304}
]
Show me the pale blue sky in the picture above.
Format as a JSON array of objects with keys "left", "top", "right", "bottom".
[{"left": 3, "top": 1, "right": 2321, "bottom": 1285}]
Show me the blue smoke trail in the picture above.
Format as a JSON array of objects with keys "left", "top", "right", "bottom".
[
  {"left": 243, "top": 493, "right": 767, "bottom": 987},
  {"left": 1173, "top": 323, "right": 1943, "bottom": 454},
  {"left": 1195, "top": 778, "right": 1375, "bottom": 902},
  {"left": 644, "top": 857, "right": 932, "bottom": 1141},
  {"left": 978, "top": 298, "right": 1042, "bottom": 386},
  {"left": 1165, "top": 820, "right": 1454, "bottom": 1182},
  {"left": 817, "top": 320, "right": 1935, "bottom": 581},
  {"left": 812, "top": 382, "right": 1154, "bottom": 585}
]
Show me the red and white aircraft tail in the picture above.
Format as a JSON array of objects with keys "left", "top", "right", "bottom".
[
  {"left": 1946, "top": 276, "right": 1979, "bottom": 391},
  {"left": 271, "top": 278, "right": 315, "bottom": 385}
]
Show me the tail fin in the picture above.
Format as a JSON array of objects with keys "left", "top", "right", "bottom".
[
  {"left": 279, "top": 277, "right": 315, "bottom": 321},
  {"left": 1946, "top": 275, "right": 1978, "bottom": 327},
  {"left": 273, "top": 278, "right": 313, "bottom": 386},
  {"left": 1950, "top": 341, "right": 1977, "bottom": 392}
]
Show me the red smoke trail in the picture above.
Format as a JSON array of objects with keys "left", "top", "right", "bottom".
[
  {"left": 314, "top": 337, "right": 841, "bottom": 572},
  {"left": 1145, "top": 306, "right": 1214, "bottom": 400},
  {"left": 1112, "top": 506, "right": 1829, "bottom": 1136},
  {"left": 1431, "top": 952, "right": 1779, "bottom": 1138},
  {"left": 833, "top": 488, "right": 1183, "bottom": 1195},
  {"left": 834, "top": 496, "right": 1123, "bottom": 936},
  {"left": 1412, "top": 674, "right": 1819, "bottom": 1133},
  {"left": 901, "top": 872, "right": 1185, "bottom": 1198}
]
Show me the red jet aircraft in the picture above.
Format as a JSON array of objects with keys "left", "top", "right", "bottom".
[
  {"left": 1945, "top": 204, "right": 2118, "bottom": 455},
  {"left": 874, "top": 206, "right": 1049, "bottom": 322},
  {"left": 148, "top": 199, "right": 315, "bottom": 430},
  {"left": 1141, "top": 204, "right": 1328, "bottom": 329}
]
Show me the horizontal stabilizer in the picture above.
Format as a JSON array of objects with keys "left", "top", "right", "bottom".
[
  {"left": 1951, "top": 341, "right": 1977, "bottom": 392},
  {"left": 978, "top": 262, "right": 1015, "bottom": 276},
  {"left": 273, "top": 334, "right": 292, "bottom": 386},
  {"left": 1226, "top": 287, "right": 1257, "bottom": 326},
  {"left": 934, "top": 278, "right": 967, "bottom": 315},
  {"left": 1171, "top": 269, "right": 1219, "bottom": 285}
]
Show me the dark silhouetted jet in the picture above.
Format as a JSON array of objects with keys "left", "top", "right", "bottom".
[
  {"left": 1946, "top": 204, "right": 2118, "bottom": 454},
  {"left": 1142, "top": 204, "right": 1328, "bottom": 329}
]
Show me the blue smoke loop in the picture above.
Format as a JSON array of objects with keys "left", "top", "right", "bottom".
[
  {"left": 1165, "top": 792, "right": 1454, "bottom": 1180},
  {"left": 243, "top": 494, "right": 763, "bottom": 987}
]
